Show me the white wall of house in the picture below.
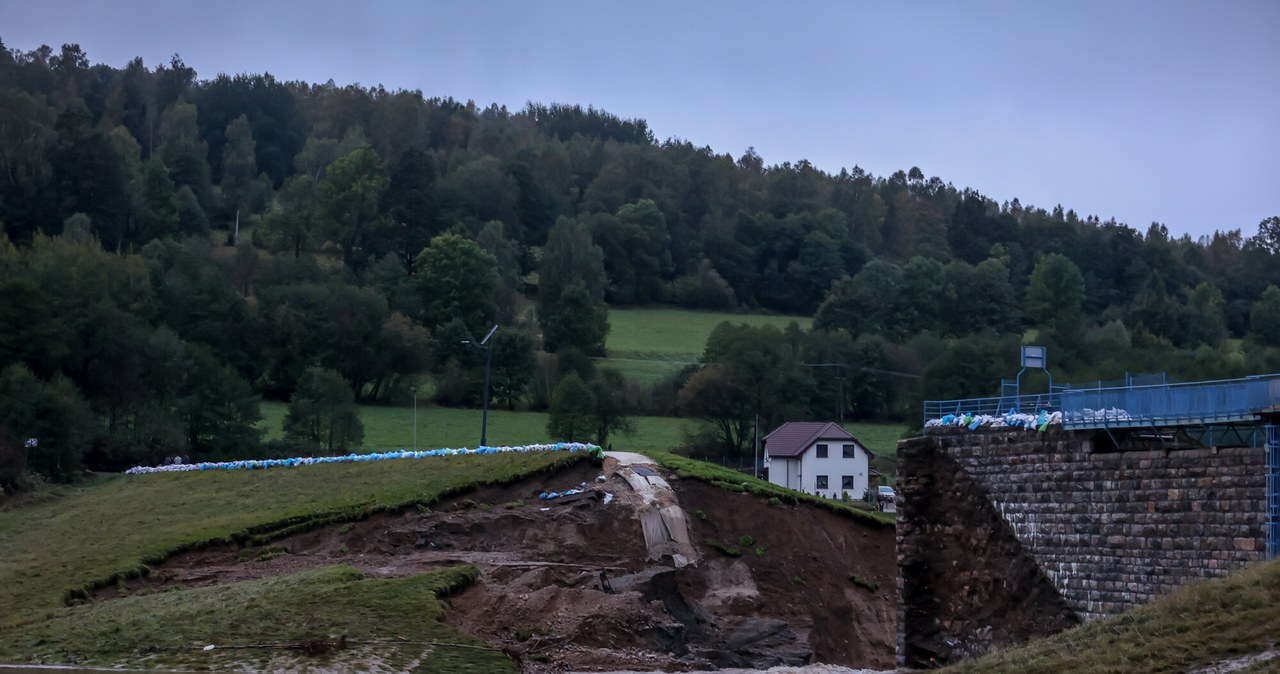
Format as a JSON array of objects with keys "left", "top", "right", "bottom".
[
  {"left": 793, "top": 441, "right": 871, "bottom": 500},
  {"left": 767, "top": 456, "right": 802, "bottom": 491}
]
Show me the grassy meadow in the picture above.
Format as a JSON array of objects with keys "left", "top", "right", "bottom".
[
  {"left": 258, "top": 401, "right": 696, "bottom": 454},
  {"left": 598, "top": 307, "right": 812, "bottom": 382}
]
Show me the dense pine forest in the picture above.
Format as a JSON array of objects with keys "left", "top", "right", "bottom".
[{"left": 1, "top": 42, "right": 1278, "bottom": 487}]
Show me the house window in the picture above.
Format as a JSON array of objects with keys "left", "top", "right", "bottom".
[
  {"left": 816, "top": 475, "right": 828, "bottom": 490},
  {"left": 842, "top": 444, "right": 856, "bottom": 459},
  {"left": 842, "top": 475, "right": 854, "bottom": 490},
  {"left": 816, "top": 443, "right": 828, "bottom": 458}
]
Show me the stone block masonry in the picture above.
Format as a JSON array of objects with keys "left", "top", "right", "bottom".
[{"left": 897, "top": 428, "right": 1267, "bottom": 665}]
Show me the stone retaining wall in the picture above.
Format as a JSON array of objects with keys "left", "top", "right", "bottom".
[{"left": 898, "top": 428, "right": 1267, "bottom": 664}]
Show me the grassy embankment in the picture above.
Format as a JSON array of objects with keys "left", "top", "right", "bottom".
[
  {"left": 945, "top": 558, "right": 1280, "bottom": 674},
  {"left": 0, "top": 451, "right": 584, "bottom": 671}
]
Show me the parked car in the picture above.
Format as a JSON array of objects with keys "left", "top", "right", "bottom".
[{"left": 877, "top": 485, "right": 896, "bottom": 502}]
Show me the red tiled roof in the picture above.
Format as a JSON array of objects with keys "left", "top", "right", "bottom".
[{"left": 763, "top": 421, "right": 858, "bottom": 458}]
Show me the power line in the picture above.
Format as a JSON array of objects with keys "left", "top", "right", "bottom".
[{"left": 803, "top": 363, "right": 923, "bottom": 380}]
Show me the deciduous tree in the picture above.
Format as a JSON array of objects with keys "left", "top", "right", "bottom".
[
  {"left": 1026, "top": 252, "right": 1086, "bottom": 342},
  {"left": 284, "top": 366, "right": 363, "bottom": 453},
  {"left": 490, "top": 327, "right": 536, "bottom": 410},
  {"left": 547, "top": 372, "right": 596, "bottom": 441},
  {"left": 538, "top": 217, "right": 609, "bottom": 354},
  {"left": 415, "top": 233, "right": 498, "bottom": 333},
  {"left": 316, "top": 144, "right": 388, "bottom": 273},
  {"left": 1249, "top": 286, "right": 1280, "bottom": 345}
]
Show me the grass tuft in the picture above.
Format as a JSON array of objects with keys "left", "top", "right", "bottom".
[{"left": 705, "top": 538, "right": 743, "bottom": 557}]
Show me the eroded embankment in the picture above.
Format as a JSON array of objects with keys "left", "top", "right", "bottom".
[{"left": 108, "top": 456, "right": 897, "bottom": 672}]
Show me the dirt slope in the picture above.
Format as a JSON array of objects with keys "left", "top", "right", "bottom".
[{"left": 112, "top": 458, "right": 897, "bottom": 672}]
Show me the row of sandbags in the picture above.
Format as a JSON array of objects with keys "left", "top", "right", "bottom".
[
  {"left": 925, "top": 410, "right": 1064, "bottom": 431},
  {"left": 125, "top": 442, "right": 604, "bottom": 474}
]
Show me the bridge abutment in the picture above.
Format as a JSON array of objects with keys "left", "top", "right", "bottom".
[{"left": 898, "top": 428, "right": 1268, "bottom": 667}]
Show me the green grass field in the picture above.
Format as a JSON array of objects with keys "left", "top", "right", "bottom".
[
  {"left": 596, "top": 356, "right": 691, "bottom": 384},
  {"left": 258, "top": 401, "right": 906, "bottom": 463},
  {"left": 604, "top": 307, "right": 811, "bottom": 363},
  {"left": 591, "top": 305, "right": 813, "bottom": 383},
  {"left": 258, "top": 401, "right": 696, "bottom": 454}
]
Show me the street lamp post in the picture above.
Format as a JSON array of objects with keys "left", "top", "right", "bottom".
[
  {"left": 463, "top": 324, "right": 500, "bottom": 448},
  {"left": 480, "top": 343, "right": 493, "bottom": 447}
]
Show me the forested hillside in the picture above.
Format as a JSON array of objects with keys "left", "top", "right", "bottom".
[{"left": 1, "top": 42, "right": 1277, "bottom": 486}]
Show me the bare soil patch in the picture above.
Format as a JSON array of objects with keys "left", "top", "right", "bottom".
[{"left": 108, "top": 459, "right": 897, "bottom": 672}]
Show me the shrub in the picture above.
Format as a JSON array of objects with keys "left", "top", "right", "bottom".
[
  {"left": 257, "top": 546, "right": 288, "bottom": 562},
  {"left": 672, "top": 259, "right": 737, "bottom": 309}
]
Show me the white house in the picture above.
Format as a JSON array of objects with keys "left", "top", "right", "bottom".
[{"left": 763, "top": 421, "right": 873, "bottom": 500}]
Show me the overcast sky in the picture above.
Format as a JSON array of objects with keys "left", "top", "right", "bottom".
[{"left": 3, "top": 0, "right": 1277, "bottom": 240}]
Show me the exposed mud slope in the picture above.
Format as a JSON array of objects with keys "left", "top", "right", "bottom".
[
  {"left": 115, "top": 458, "right": 896, "bottom": 673},
  {"left": 675, "top": 480, "right": 898, "bottom": 667},
  {"left": 898, "top": 441, "right": 1079, "bottom": 667}
]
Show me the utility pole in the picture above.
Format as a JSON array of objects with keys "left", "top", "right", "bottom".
[
  {"left": 410, "top": 384, "right": 418, "bottom": 450},
  {"left": 836, "top": 364, "right": 845, "bottom": 426},
  {"left": 804, "top": 362, "right": 847, "bottom": 426},
  {"left": 754, "top": 411, "right": 761, "bottom": 479},
  {"left": 803, "top": 361, "right": 924, "bottom": 425}
]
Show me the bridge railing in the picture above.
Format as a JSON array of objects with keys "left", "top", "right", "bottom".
[
  {"left": 924, "top": 373, "right": 1280, "bottom": 429},
  {"left": 1061, "top": 374, "right": 1280, "bottom": 428}
]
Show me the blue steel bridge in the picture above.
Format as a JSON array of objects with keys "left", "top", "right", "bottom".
[{"left": 923, "top": 372, "right": 1280, "bottom": 560}]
